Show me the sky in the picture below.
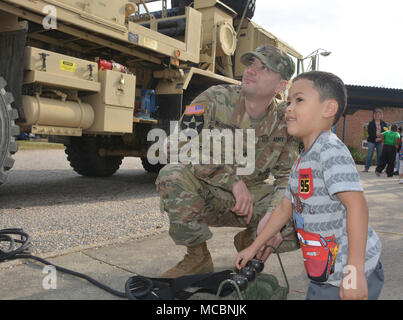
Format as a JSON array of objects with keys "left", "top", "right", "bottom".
[{"left": 252, "top": 0, "right": 403, "bottom": 89}]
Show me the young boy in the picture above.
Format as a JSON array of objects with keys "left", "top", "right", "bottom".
[{"left": 235, "top": 71, "right": 383, "bottom": 300}]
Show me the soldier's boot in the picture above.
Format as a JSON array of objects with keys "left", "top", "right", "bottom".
[
  {"left": 233, "top": 228, "right": 255, "bottom": 252},
  {"left": 161, "top": 242, "right": 214, "bottom": 278}
]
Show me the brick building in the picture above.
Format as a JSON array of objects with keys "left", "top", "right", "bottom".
[{"left": 334, "top": 85, "right": 403, "bottom": 156}]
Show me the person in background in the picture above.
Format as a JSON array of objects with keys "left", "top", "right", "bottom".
[
  {"left": 375, "top": 125, "right": 401, "bottom": 177},
  {"left": 363, "top": 109, "right": 387, "bottom": 172},
  {"left": 398, "top": 133, "right": 403, "bottom": 184},
  {"left": 394, "top": 127, "right": 402, "bottom": 175}
]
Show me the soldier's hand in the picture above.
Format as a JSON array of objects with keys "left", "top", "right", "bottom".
[{"left": 231, "top": 179, "right": 254, "bottom": 224}]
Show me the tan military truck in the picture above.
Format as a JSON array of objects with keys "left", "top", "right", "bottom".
[{"left": 0, "top": 0, "right": 302, "bottom": 185}]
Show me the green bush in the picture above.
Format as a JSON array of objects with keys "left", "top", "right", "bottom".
[
  {"left": 347, "top": 146, "right": 366, "bottom": 164},
  {"left": 17, "top": 140, "right": 65, "bottom": 150}
]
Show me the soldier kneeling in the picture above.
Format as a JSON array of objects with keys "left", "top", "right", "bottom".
[{"left": 156, "top": 45, "right": 300, "bottom": 278}]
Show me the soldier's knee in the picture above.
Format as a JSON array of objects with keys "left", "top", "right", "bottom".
[
  {"left": 156, "top": 163, "right": 187, "bottom": 190},
  {"left": 157, "top": 163, "right": 187, "bottom": 182}
]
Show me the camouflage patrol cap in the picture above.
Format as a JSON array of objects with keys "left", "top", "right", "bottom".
[{"left": 240, "top": 44, "right": 295, "bottom": 81}]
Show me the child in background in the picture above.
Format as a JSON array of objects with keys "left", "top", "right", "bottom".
[
  {"left": 235, "top": 71, "right": 383, "bottom": 300},
  {"left": 399, "top": 134, "right": 403, "bottom": 184},
  {"left": 375, "top": 124, "right": 401, "bottom": 177}
]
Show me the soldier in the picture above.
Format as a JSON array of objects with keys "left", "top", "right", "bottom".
[{"left": 156, "top": 44, "right": 300, "bottom": 278}]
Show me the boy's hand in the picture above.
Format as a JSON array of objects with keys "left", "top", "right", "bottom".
[
  {"left": 257, "top": 211, "right": 271, "bottom": 235},
  {"left": 339, "top": 271, "right": 368, "bottom": 300},
  {"left": 256, "top": 212, "right": 283, "bottom": 261},
  {"left": 231, "top": 180, "right": 254, "bottom": 224},
  {"left": 255, "top": 232, "right": 283, "bottom": 261},
  {"left": 235, "top": 246, "right": 258, "bottom": 270}
]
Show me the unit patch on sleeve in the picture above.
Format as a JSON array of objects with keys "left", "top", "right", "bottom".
[
  {"left": 181, "top": 104, "right": 205, "bottom": 134},
  {"left": 181, "top": 114, "right": 204, "bottom": 134}
]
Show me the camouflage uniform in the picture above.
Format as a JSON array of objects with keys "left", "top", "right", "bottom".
[{"left": 156, "top": 83, "right": 300, "bottom": 250}]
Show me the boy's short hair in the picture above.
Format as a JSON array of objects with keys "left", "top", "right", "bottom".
[
  {"left": 391, "top": 124, "right": 397, "bottom": 131},
  {"left": 292, "top": 71, "right": 347, "bottom": 125}
]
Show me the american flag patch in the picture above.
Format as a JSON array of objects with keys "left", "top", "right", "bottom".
[{"left": 184, "top": 103, "right": 205, "bottom": 115}]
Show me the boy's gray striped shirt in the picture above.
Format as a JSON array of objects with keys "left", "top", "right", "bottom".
[{"left": 284, "top": 131, "right": 381, "bottom": 287}]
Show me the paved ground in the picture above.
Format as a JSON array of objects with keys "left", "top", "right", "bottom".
[
  {"left": 0, "top": 149, "right": 167, "bottom": 255},
  {"left": 0, "top": 149, "right": 402, "bottom": 300}
]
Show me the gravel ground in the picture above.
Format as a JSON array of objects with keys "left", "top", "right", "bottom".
[{"left": 0, "top": 149, "right": 169, "bottom": 255}]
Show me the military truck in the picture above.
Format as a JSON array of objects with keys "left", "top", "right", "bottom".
[{"left": 0, "top": 0, "right": 302, "bottom": 186}]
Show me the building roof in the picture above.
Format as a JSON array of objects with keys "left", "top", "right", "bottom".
[{"left": 346, "top": 84, "right": 403, "bottom": 114}]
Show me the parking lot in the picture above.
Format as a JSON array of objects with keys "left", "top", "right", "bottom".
[{"left": 0, "top": 149, "right": 402, "bottom": 300}]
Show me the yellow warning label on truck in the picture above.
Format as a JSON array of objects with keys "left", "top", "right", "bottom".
[{"left": 60, "top": 60, "right": 76, "bottom": 72}]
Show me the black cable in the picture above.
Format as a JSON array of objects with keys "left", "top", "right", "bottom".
[
  {"left": 0, "top": 228, "right": 128, "bottom": 298},
  {"left": 0, "top": 228, "right": 31, "bottom": 261},
  {"left": 1, "top": 229, "right": 290, "bottom": 300}
]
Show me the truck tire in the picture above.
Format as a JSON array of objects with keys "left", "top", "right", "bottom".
[
  {"left": 65, "top": 136, "right": 123, "bottom": 177},
  {"left": 0, "top": 77, "right": 19, "bottom": 186},
  {"left": 141, "top": 157, "right": 164, "bottom": 173}
]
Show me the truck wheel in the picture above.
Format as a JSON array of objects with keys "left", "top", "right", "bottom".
[
  {"left": 0, "top": 77, "right": 19, "bottom": 186},
  {"left": 141, "top": 157, "right": 164, "bottom": 173},
  {"left": 65, "top": 136, "right": 123, "bottom": 177}
]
